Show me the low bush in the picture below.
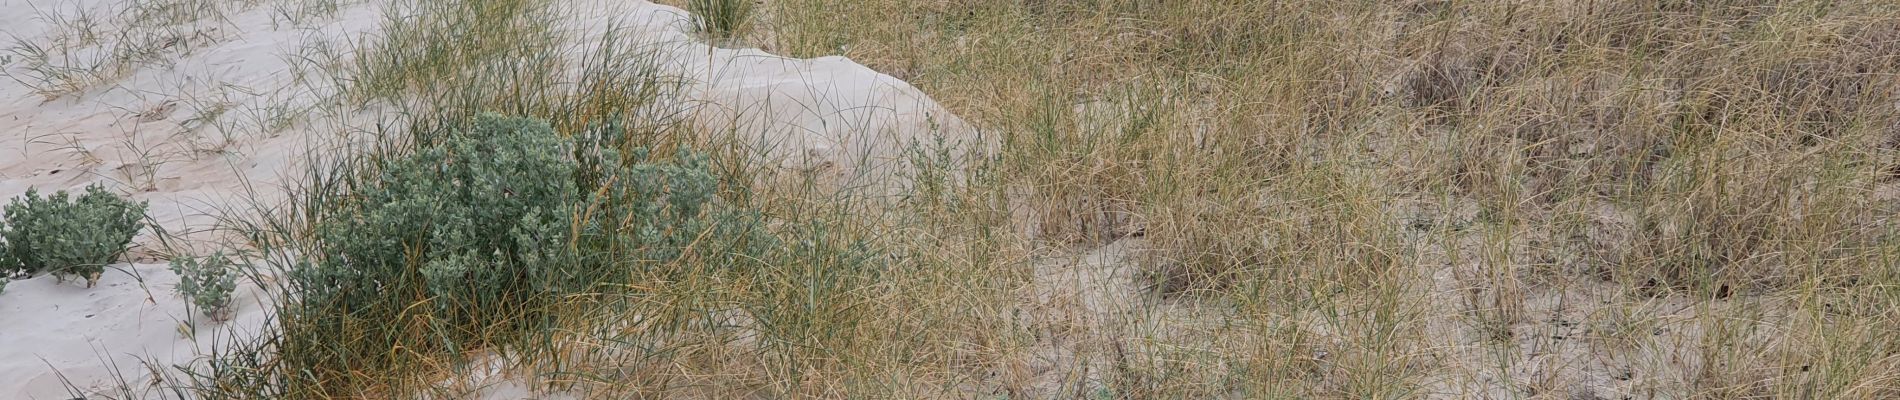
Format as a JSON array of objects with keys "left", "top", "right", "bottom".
[
  {"left": 280, "top": 113, "right": 775, "bottom": 392},
  {"left": 0, "top": 185, "right": 147, "bottom": 286},
  {"left": 1, "top": 241, "right": 12, "bottom": 293},
  {"left": 171, "top": 251, "right": 240, "bottom": 320}
]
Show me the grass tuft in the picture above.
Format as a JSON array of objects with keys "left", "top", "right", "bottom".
[{"left": 686, "top": 0, "right": 756, "bottom": 45}]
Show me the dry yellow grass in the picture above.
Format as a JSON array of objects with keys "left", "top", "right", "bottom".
[{"left": 742, "top": 0, "right": 1900, "bottom": 398}]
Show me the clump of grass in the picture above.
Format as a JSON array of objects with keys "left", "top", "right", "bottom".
[
  {"left": 345, "top": 0, "right": 559, "bottom": 104},
  {"left": 687, "top": 0, "right": 756, "bottom": 44}
]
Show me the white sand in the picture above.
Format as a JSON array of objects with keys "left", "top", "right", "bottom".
[
  {"left": 0, "top": 263, "right": 274, "bottom": 399},
  {"left": 0, "top": 0, "right": 982, "bottom": 397},
  {"left": 563, "top": 0, "right": 991, "bottom": 189}
]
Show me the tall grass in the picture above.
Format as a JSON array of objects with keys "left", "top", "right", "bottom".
[
  {"left": 764, "top": 0, "right": 1900, "bottom": 397},
  {"left": 686, "top": 0, "right": 755, "bottom": 44}
]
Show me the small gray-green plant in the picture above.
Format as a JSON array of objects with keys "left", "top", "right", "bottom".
[
  {"left": 1, "top": 185, "right": 148, "bottom": 287},
  {"left": 170, "top": 251, "right": 240, "bottom": 320},
  {"left": 281, "top": 114, "right": 774, "bottom": 388}
]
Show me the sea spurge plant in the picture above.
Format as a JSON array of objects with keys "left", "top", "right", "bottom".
[
  {"left": 0, "top": 242, "right": 13, "bottom": 294},
  {"left": 297, "top": 114, "right": 579, "bottom": 316},
  {"left": 1, "top": 185, "right": 147, "bottom": 286},
  {"left": 289, "top": 113, "right": 772, "bottom": 354},
  {"left": 170, "top": 251, "right": 240, "bottom": 320}
]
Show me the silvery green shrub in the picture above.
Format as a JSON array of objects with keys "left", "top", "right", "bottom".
[
  {"left": 0, "top": 241, "right": 12, "bottom": 294},
  {"left": 1, "top": 185, "right": 147, "bottom": 286},
  {"left": 170, "top": 251, "right": 240, "bottom": 320},
  {"left": 290, "top": 113, "right": 772, "bottom": 334}
]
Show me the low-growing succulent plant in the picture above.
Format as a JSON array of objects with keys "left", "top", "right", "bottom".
[
  {"left": 170, "top": 251, "right": 240, "bottom": 320},
  {"left": 1, "top": 185, "right": 148, "bottom": 287}
]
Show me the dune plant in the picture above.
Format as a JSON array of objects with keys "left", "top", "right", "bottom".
[
  {"left": 688, "top": 0, "right": 756, "bottom": 44},
  {"left": 170, "top": 251, "right": 240, "bottom": 320},
  {"left": 0, "top": 185, "right": 147, "bottom": 287},
  {"left": 0, "top": 241, "right": 13, "bottom": 294},
  {"left": 274, "top": 113, "right": 774, "bottom": 394}
]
